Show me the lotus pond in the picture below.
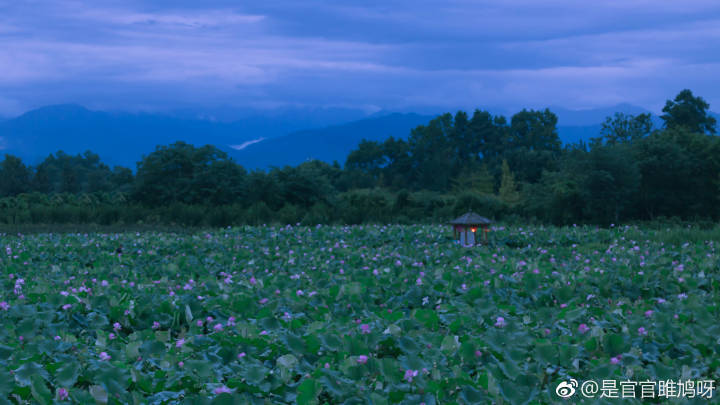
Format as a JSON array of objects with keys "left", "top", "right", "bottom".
[{"left": 0, "top": 224, "right": 718, "bottom": 404}]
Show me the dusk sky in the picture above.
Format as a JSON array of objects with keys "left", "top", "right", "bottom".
[{"left": 1, "top": 0, "right": 719, "bottom": 117}]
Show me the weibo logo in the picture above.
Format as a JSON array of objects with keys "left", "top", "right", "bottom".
[{"left": 556, "top": 379, "right": 578, "bottom": 398}]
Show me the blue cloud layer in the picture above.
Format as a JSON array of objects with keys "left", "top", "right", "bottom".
[{"left": 1, "top": 0, "right": 718, "bottom": 116}]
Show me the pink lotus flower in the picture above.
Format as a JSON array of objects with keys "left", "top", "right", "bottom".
[
  {"left": 638, "top": 327, "right": 648, "bottom": 336},
  {"left": 357, "top": 355, "right": 368, "bottom": 364},
  {"left": 578, "top": 324, "right": 590, "bottom": 334},
  {"left": 610, "top": 355, "right": 621, "bottom": 365},
  {"left": 99, "top": 352, "right": 111, "bottom": 361},
  {"left": 360, "top": 324, "right": 371, "bottom": 334},
  {"left": 176, "top": 338, "right": 186, "bottom": 348},
  {"left": 108, "top": 333, "right": 116, "bottom": 340},
  {"left": 112, "top": 322, "right": 121, "bottom": 331},
  {"left": 0, "top": 301, "right": 9, "bottom": 311},
  {"left": 644, "top": 310, "right": 653, "bottom": 317},
  {"left": 213, "top": 324, "right": 224, "bottom": 332},
  {"left": 62, "top": 304, "right": 71, "bottom": 310},
  {"left": 404, "top": 369, "right": 419, "bottom": 382},
  {"left": 259, "top": 298, "right": 269, "bottom": 304},
  {"left": 214, "top": 385, "right": 233, "bottom": 394},
  {"left": 494, "top": 317, "right": 506, "bottom": 328},
  {"left": 238, "top": 352, "right": 246, "bottom": 359},
  {"left": 57, "top": 388, "right": 69, "bottom": 401},
  {"left": 152, "top": 321, "right": 161, "bottom": 329}
]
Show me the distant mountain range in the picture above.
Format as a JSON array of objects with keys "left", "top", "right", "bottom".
[
  {"left": 0, "top": 104, "right": 374, "bottom": 168},
  {"left": 226, "top": 113, "right": 434, "bottom": 168},
  {"left": 1, "top": 102, "right": 701, "bottom": 170}
]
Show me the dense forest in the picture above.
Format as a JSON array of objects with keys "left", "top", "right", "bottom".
[{"left": 0, "top": 89, "right": 718, "bottom": 227}]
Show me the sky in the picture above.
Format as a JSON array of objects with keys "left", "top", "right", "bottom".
[{"left": 1, "top": 0, "right": 719, "bottom": 117}]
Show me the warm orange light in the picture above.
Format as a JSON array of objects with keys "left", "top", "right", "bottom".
[{"left": 471, "top": 227, "right": 477, "bottom": 232}]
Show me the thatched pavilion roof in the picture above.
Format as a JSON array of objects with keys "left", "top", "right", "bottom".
[{"left": 449, "top": 212, "right": 492, "bottom": 225}]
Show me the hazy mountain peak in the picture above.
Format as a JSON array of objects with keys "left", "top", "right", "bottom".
[{"left": 15, "top": 104, "right": 95, "bottom": 121}]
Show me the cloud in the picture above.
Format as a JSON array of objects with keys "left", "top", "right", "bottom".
[
  {"left": 230, "top": 138, "right": 265, "bottom": 150},
  {"left": 0, "top": 0, "right": 718, "bottom": 115},
  {"left": 74, "top": 9, "right": 265, "bottom": 27}
]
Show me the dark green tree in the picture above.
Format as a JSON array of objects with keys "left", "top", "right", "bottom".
[
  {"left": 407, "top": 113, "right": 454, "bottom": 191},
  {"left": 133, "top": 142, "right": 234, "bottom": 205},
  {"left": 345, "top": 139, "right": 386, "bottom": 188},
  {"left": 381, "top": 137, "right": 412, "bottom": 189},
  {"left": 597, "top": 113, "right": 653, "bottom": 145},
  {"left": 504, "top": 109, "right": 561, "bottom": 183},
  {"left": 498, "top": 159, "right": 521, "bottom": 208},
  {"left": 508, "top": 109, "right": 561, "bottom": 151},
  {"left": 583, "top": 143, "right": 640, "bottom": 223},
  {"left": 660, "top": 89, "right": 716, "bottom": 134},
  {"left": 467, "top": 110, "right": 507, "bottom": 162},
  {"left": 0, "top": 155, "right": 31, "bottom": 196},
  {"left": 274, "top": 161, "right": 336, "bottom": 208},
  {"left": 633, "top": 127, "right": 719, "bottom": 219}
]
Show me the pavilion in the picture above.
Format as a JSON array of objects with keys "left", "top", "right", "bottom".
[{"left": 450, "top": 212, "right": 492, "bottom": 246}]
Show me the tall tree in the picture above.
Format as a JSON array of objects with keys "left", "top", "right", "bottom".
[
  {"left": 345, "top": 140, "right": 386, "bottom": 173},
  {"left": 583, "top": 144, "right": 640, "bottom": 223},
  {"left": 133, "top": 142, "right": 232, "bottom": 205},
  {"left": 0, "top": 155, "right": 31, "bottom": 196},
  {"left": 381, "top": 137, "right": 411, "bottom": 188},
  {"left": 508, "top": 109, "right": 561, "bottom": 151},
  {"left": 407, "top": 113, "right": 454, "bottom": 191},
  {"left": 660, "top": 89, "right": 716, "bottom": 134},
  {"left": 498, "top": 159, "right": 521, "bottom": 207},
  {"left": 598, "top": 112, "right": 653, "bottom": 145},
  {"left": 467, "top": 109, "right": 507, "bottom": 162},
  {"left": 451, "top": 164, "right": 494, "bottom": 195},
  {"left": 505, "top": 109, "right": 561, "bottom": 183}
]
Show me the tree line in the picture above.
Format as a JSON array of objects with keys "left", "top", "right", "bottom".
[{"left": 0, "top": 89, "right": 717, "bottom": 227}]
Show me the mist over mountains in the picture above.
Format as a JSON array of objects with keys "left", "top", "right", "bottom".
[{"left": 0, "top": 103, "right": 665, "bottom": 169}]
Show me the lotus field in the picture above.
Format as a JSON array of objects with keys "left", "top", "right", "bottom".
[{"left": 0, "top": 224, "right": 718, "bottom": 404}]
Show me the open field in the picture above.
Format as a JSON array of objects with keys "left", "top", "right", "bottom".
[{"left": 0, "top": 225, "right": 718, "bottom": 404}]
